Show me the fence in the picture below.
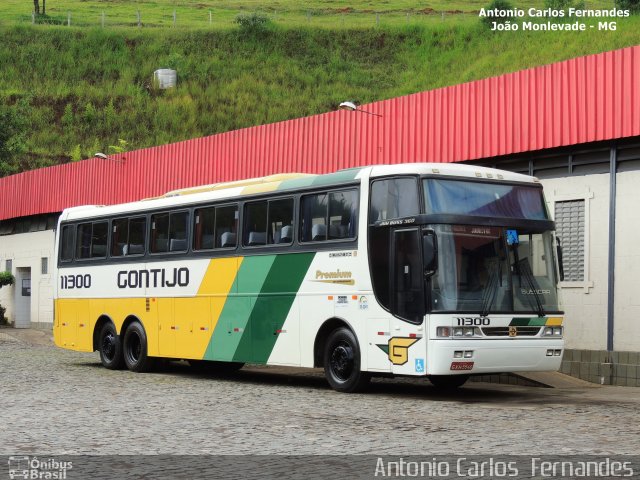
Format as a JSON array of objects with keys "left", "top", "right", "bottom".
[{"left": 21, "top": 8, "right": 480, "bottom": 29}]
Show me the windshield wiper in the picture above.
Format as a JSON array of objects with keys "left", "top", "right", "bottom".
[
  {"left": 480, "top": 262, "right": 500, "bottom": 317},
  {"left": 516, "top": 258, "right": 545, "bottom": 317}
]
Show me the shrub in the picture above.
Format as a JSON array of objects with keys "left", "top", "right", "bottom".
[
  {"left": 544, "top": 0, "right": 586, "bottom": 11},
  {"left": 0, "top": 271, "right": 15, "bottom": 288},
  {"left": 235, "top": 13, "right": 271, "bottom": 33},
  {"left": 481, "top": 0, "right": 515, "bottom": 27},
  {"left": 615, "top": 0, "right": 640, "bottom": 13}
]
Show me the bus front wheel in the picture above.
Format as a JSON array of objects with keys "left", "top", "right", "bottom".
[
  {"left": 323, "top": 327, "right": 370, "bottom": 393},
  {"left": 98, "top": 323, "right": 124, "bottom": 370},
  {"left": 123, "top": 321, "right": 155, "bottom": 373}
]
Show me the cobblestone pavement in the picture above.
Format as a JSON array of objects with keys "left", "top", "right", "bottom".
[{"left": 1, "top": 340, "right": 639, "bottom": 456}]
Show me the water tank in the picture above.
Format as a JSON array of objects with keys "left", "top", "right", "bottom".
[{"left": 153, "top": 69, "right": 177, "bottom": 89}]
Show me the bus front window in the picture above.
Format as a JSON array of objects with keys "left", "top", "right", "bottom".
[{"left": 430, "top": 225, "right": 560, "bottom": 314}]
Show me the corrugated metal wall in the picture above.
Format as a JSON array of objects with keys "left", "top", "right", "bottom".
[{"left": 1, "top": 45, "right": 639, "bottom": 221}]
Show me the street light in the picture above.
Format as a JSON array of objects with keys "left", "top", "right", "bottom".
[
  {"left": 339, "top": 101, "right": 382, "bottom": 117},
  {"left": 94, "top": 152, "right": 125, "bottom": 163}
]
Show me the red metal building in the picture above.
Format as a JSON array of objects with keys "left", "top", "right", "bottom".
[{"left": 0, "top": 45, "right": 638, "bottom": 221}]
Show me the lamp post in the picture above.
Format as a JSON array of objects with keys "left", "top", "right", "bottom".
[
  {"left": 94, "top": 152, "right": 125, "bottom": 164},
  {"left": 338, "top": 101, "right": 382, "bottom": 117}
]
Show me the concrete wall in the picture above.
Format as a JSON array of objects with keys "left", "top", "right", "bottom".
[
  {"left": 542, "top": 174, "right": 610, "bottom": 351},
  {"left": 614, "top": 169, "right": 640, "bottom": 352},
  {"left": 0, "top": 229, "right": 55, "bottom": 328}
]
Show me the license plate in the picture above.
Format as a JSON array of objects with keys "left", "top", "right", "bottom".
[{"left": 450, "top": 361, "right": 474, "bottom": 371}]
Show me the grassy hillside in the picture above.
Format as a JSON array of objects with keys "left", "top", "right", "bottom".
[
  {"left": 0, "top": 0, "right": 621, "bottom": 28},
  {"left": 0, "top": 12, "right": 639, "bottom": 174}
]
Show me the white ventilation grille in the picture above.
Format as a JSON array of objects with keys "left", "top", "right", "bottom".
[{"left": 554, "top": 200, "right": 585, "bottom": 281}]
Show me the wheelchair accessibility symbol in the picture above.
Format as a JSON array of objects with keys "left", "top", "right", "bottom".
[{"left": 415, "top": 358, "right": 425, "bottom": 373}]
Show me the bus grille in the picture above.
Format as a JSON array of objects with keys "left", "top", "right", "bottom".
[{"left": 481, "top": 327, "right": 541, "bottom": 337}]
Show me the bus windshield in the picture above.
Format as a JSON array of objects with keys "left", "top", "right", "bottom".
[
  {"left": 430, "top": 225, "right": 560, "bottom": 314},
  {"left": 423, "top": 178, "right": 548, "bottom": 220}
]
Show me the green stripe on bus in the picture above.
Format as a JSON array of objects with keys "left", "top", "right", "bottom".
[
  {"left": 204, "top": 255, "right": 276, "bottom": 362},
  {"left": 234, "top": 252, "right": 316, "bottom": 363},
  {"left": 509, "top": 317, "right": 547, "bottom": 327}
]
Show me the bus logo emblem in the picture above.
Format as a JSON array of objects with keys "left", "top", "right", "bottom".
[
  {"left": 376, "top": 337, "right": 419, "bottom": 365},
  {"left": 509, "top": 326, "right": 517, "bottom": 337}
]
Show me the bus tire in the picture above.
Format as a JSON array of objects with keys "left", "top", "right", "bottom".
[
  {"left": 428, "top": 374, "right": 469, "bottom": 389},
  {"left": 98, "top": 322, "right": 124, "bottom": 370},
  {"left": 123, "top": 321, "right": 155, "bottom": 373},
  {"left": 323, "top": 327, "right": 370, "bottom": 393}
]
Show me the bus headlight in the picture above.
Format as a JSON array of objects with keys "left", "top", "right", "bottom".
[
  {"left": 455, "top": 327, "right": 481, "bottom": 337},
  {"left": 543, "top": 326, "right": 563, "bottom": 337},
  {"left": 437, "top": 327, "right": 451, "bottom": 338}
]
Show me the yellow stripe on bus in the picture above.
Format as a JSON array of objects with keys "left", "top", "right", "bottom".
[{"left": 545, "top": 317, "right": 563, "bottom": 326}]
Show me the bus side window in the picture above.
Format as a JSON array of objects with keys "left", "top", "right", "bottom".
[
  {"left": 268, "top": 198, "right": 293, "bottom": 245},
  {"left": 369, "top": 178, "right": 419, "bottom": 222},
  {"left": 300, "top": 193, "right": 328, "bottom": 242},
  {"left": 301, "top": 189, "right": 357, "bottom": 242},
  {"left": 151, "top": 211, "right": 188, "bottom": 254},
  {"left": 215, "top": 205, "right": 238, "bottom": 248},
  {"left": 194, "top": 207, "right": 215, "bottom": 250},
  {"left": 76, "top": 221, "right": 107, "bottom": 259},
  {"left": 60, "top": 225, "right": 75, "bottom": 262}
]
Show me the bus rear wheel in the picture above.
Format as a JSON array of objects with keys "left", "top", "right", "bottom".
[
  {"left": 428, "top": 374, "right": 469, "bottom": 389},
  {"left": 123, "top": 321, "right": 155, "bottom": 373},
  {"left": 323, "top": 327, "right": 370, "bottom": 393},
  {"left": 98, "top": 322, "right": 124, "bottom": 370}
]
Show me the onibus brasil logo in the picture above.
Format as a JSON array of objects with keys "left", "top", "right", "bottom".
[{"left": 8, "top": 456, "right": 72, "bottom": 479}]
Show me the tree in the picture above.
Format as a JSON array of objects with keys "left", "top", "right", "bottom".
[
  {"left": 0, "top": 271, "right": 15, "bottom": 325},
  {"left": 32, "top": 0, "right": 46, "bottom": 15}
]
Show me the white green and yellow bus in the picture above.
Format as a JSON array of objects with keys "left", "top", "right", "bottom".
[{"left": 54, "top": 163, "right": 564, "bottom": 392}]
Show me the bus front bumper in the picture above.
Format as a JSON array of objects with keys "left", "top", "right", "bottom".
[{"left": 427, "top": 339, "right": 564, "bottom": 376}]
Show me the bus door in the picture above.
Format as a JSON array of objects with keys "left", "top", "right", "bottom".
[{"left": 390, "top": 227, "right": 428, "bottom": 375}]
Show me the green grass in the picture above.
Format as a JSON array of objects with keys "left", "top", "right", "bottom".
[
  {"left": 0, "top": 1, "right": 638, "bottom": 174},
  {"left": 0, "top": 0, "right": 620, "bottom": 28}
]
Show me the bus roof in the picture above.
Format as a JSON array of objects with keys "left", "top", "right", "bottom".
[{"left": 60, "top": 163, "right": 538, "bottom": 222}]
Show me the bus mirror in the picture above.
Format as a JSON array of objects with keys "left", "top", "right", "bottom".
[
  {"left": 422, "top": 230, "right": 437, "bottom": 275},
  {"left": 556, "top": 237, "right": 565, "bottom": 282}
]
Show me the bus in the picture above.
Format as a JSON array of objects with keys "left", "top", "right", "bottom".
[{"left": 53, "top": 163, "right": 564, "bottom": 392}]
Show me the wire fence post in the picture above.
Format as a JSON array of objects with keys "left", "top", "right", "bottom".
[
  {"left": 441, "top": 11, "right": 445, "bottom": 21},
  {"left": 173, "top": 10, "right": 176, "bottom": 27},
  {"left": 406, "top": 12, "right": 409, "bottom": 23},
  {"left": 209, "top": 10, "right": 212, "bottom": 25},
  {"left": 101, "top": 12, "right": 105, "bottom": 28},
  {"left": 376, "top": 13, "right": 380, "bottom": 26},
  {"left": 137, "top": 10, "right": 141, "bottom": 28},
  {"left": 67, "top": 12, "right": 71, "bottom": 26},
  {"left": 32, "top": 11, "right": 35, "bottom": 24},
  {"left": 307, "top": 10, "right": 311, "bottom": 22}
]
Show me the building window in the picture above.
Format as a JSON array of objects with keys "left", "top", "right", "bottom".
[
  {"left": 554, "top": 200, "right": 585, "bottom": 282},
  {"left": 41, "top": 257, "right": 48, "bottom": 275},
  {"left": 5, "top": 259, "right": 12, "bottom": 273}
]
